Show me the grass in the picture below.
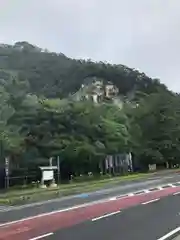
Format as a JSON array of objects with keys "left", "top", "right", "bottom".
[
  {"left": 0, "top": 173, "right": 147, "bottom": 205},
  {"left": 0, "top": 173, "right": 147, "bottom": 197},
  {"left": 0, "top": 169, "right": 179, "bottom": 206}
]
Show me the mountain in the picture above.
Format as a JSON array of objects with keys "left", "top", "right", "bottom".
[{"left": 0, "top": 41, "right": 169, "bottom": 100}]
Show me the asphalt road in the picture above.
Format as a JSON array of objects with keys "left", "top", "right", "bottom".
[
  {"left": 50, "top": 194, "right": 180, "bottom": 240},
  {"left": 1, "top": 184, "right": 180, "bottom": 239},
  {"left": 1, "top": 171, "right": 180, "bottom": 223},
  {"left": 173, "top": 236, "right": 180, "bottom": 240}
]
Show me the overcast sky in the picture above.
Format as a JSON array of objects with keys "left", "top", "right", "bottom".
[{"left": 0, "top": 0, "right": 180, "bottom": 92}]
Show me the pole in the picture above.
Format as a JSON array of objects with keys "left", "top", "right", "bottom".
[
  {"left": 57, "top": 156, "right": 60, "bottom": 185},
  {"left": 5, "top": 157, "right": 9, "bottom": 189}
]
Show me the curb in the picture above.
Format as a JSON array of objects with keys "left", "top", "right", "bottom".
[{"left": 110, "top": 181, "right": 180, "bottom": 201}]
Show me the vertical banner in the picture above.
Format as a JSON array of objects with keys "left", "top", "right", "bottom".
[
  {"left": 49, "top": 157, "right": 53, "bottom": 167},
  {"left": 109, "top": 155, "right": 113, "bottom": 168},
  {"left": 105, "top": 156, "right": 109, "bottom": 169},
  {"left": 5, "top": 157, "right": 9, "bottom": 176},
  {"left": 57, "top": 156, "right": 60, "bottom": 184},
  {"left": 5, "top": 157, "right": 9, "bottom": 188},
  {"left": 115, "top": 155, "right": 118, "bottom": 167}
]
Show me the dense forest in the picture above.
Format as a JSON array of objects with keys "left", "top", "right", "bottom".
[{"left": 0, "top": 41, "right": 179, "bottom": 184}]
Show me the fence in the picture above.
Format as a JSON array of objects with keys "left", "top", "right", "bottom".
[{"left": 8, "top": 175, "right": 38, "bottom": 188}]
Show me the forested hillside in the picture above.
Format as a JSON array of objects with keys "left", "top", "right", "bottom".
[
  {"left": 0, "top": 41, "right": 168, "bottom": 98},
  {"left": 0, "top": 41, "right": 179, "bottom": 185}
]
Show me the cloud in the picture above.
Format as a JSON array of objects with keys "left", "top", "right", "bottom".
[{"left": 0, "top": 0, "right": 180, "bottom": 91}]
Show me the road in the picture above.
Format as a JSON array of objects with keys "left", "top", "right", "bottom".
[
  {"left": 0, "top": 171, "right": 180, "bottom": 223},
  {"left": 1, "top": 182, "right": 180, "bottom": 239},
  {"left": 50, "top": 193, "right": 180, "bottom": 240}
]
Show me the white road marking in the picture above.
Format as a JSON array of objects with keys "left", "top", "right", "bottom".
[
  {"left": 173, "top": 192, "right": 180, "bottom": 195},
  {"left": 167, "top": 183, "right": 176, "bottom": 187},
  {"left": 1, "top": 180, "right": 180, "bottom": 213},
  {"left": 157, "top": 227, "right": 180, "bottom": 240},
  {"left": 144, "top": 189, "right": 150, "bottom": 193},
  {"left": 1, "top": 182, "right": 180, "bottom": 227},
  {"left": 142, "top": 198, "right": 160, "bottom": 205},
  {"left": 0, "top": 198, "right": 115, "bottom": 228},
  {"left": 92, "top": 211, "right": 121, "bottom": 221},
  {"left": 109, "top": 197, "right": 116, "bottom": 201},
  {"left": 29, "top": 232, "right": 53, "bottom": 240},
  {"left": 128, "top": 193, "right": 134, "bottom": 196}
]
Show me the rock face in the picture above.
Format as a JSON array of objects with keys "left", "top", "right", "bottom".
[{"left": 72, "top": 77, "right": 124, "bottom": 108}]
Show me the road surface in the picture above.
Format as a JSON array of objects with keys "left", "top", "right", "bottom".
[
  {"left": 1, "top": 182, "right": 180, "bottom": 239},
  {"left": 173, "top": 236, "right": 180, "bottom": 240},
  {"left": 1, "top": 171, "right": 180, "bottom": 223},
  {"left": 51, "top": 193, "right": 180, "bottom": 240}
]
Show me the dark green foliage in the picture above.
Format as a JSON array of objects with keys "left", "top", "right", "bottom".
[{"left": 0, "top": 41, "right": 179, "bottom": 177}]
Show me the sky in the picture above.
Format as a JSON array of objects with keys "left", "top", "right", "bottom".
[{"left": 0, "top": 0, "right": 180, "bottom": 92}]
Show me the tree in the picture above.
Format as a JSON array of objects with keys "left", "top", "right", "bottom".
[
  {"left": 132, "top": 91, "right": 180, "bottom": 168},
  {"left": 0, "top": 41, "right": 169, "bottom": 99},
  {"left": 0, "top": 86, "right": 23, "bottom": 164}
]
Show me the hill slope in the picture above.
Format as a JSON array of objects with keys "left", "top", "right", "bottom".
[{"left": 0, "top": 41, "right": 169, "bottom": 99}]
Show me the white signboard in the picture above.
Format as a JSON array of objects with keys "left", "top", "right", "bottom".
[{"left": 43, "top": 170, "right": 54, "bottom": 181}]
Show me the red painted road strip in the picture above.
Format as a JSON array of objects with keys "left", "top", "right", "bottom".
[{"left": 0, "top": 186, "right": 180, "bottom": 240}]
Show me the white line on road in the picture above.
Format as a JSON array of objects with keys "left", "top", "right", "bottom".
[
  {"left": 1, "top": 182, "right": 179, "bottom": 228},
  {"left": 128, "top": 193, "right": 134, "bottom": 196},
  {"left": 168, "top": 183, "right": 176, "bottom": 187},
  {"left": 29, "top": 232, "right": 54, "bottom": 240},
  {"left": 144, "top": 189, "right": 150, "bottom": 193},
  {"left": 142, "top": 198, "right": 160, "bottom": 205},
  {"left": 157, "top": 227, "right": 180, "bottom": 240},
  {"left": 92, "top": 211, "right": 121, "bottom": 221},
  {"left": 0, "top": 198, "right": 114, "bottom": 228},
  {"left": 109, "top": 197, "right": 117, "bottom": 201},
  {"left": 173, "top": 192, "right": 180, "bottom": 195}
]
